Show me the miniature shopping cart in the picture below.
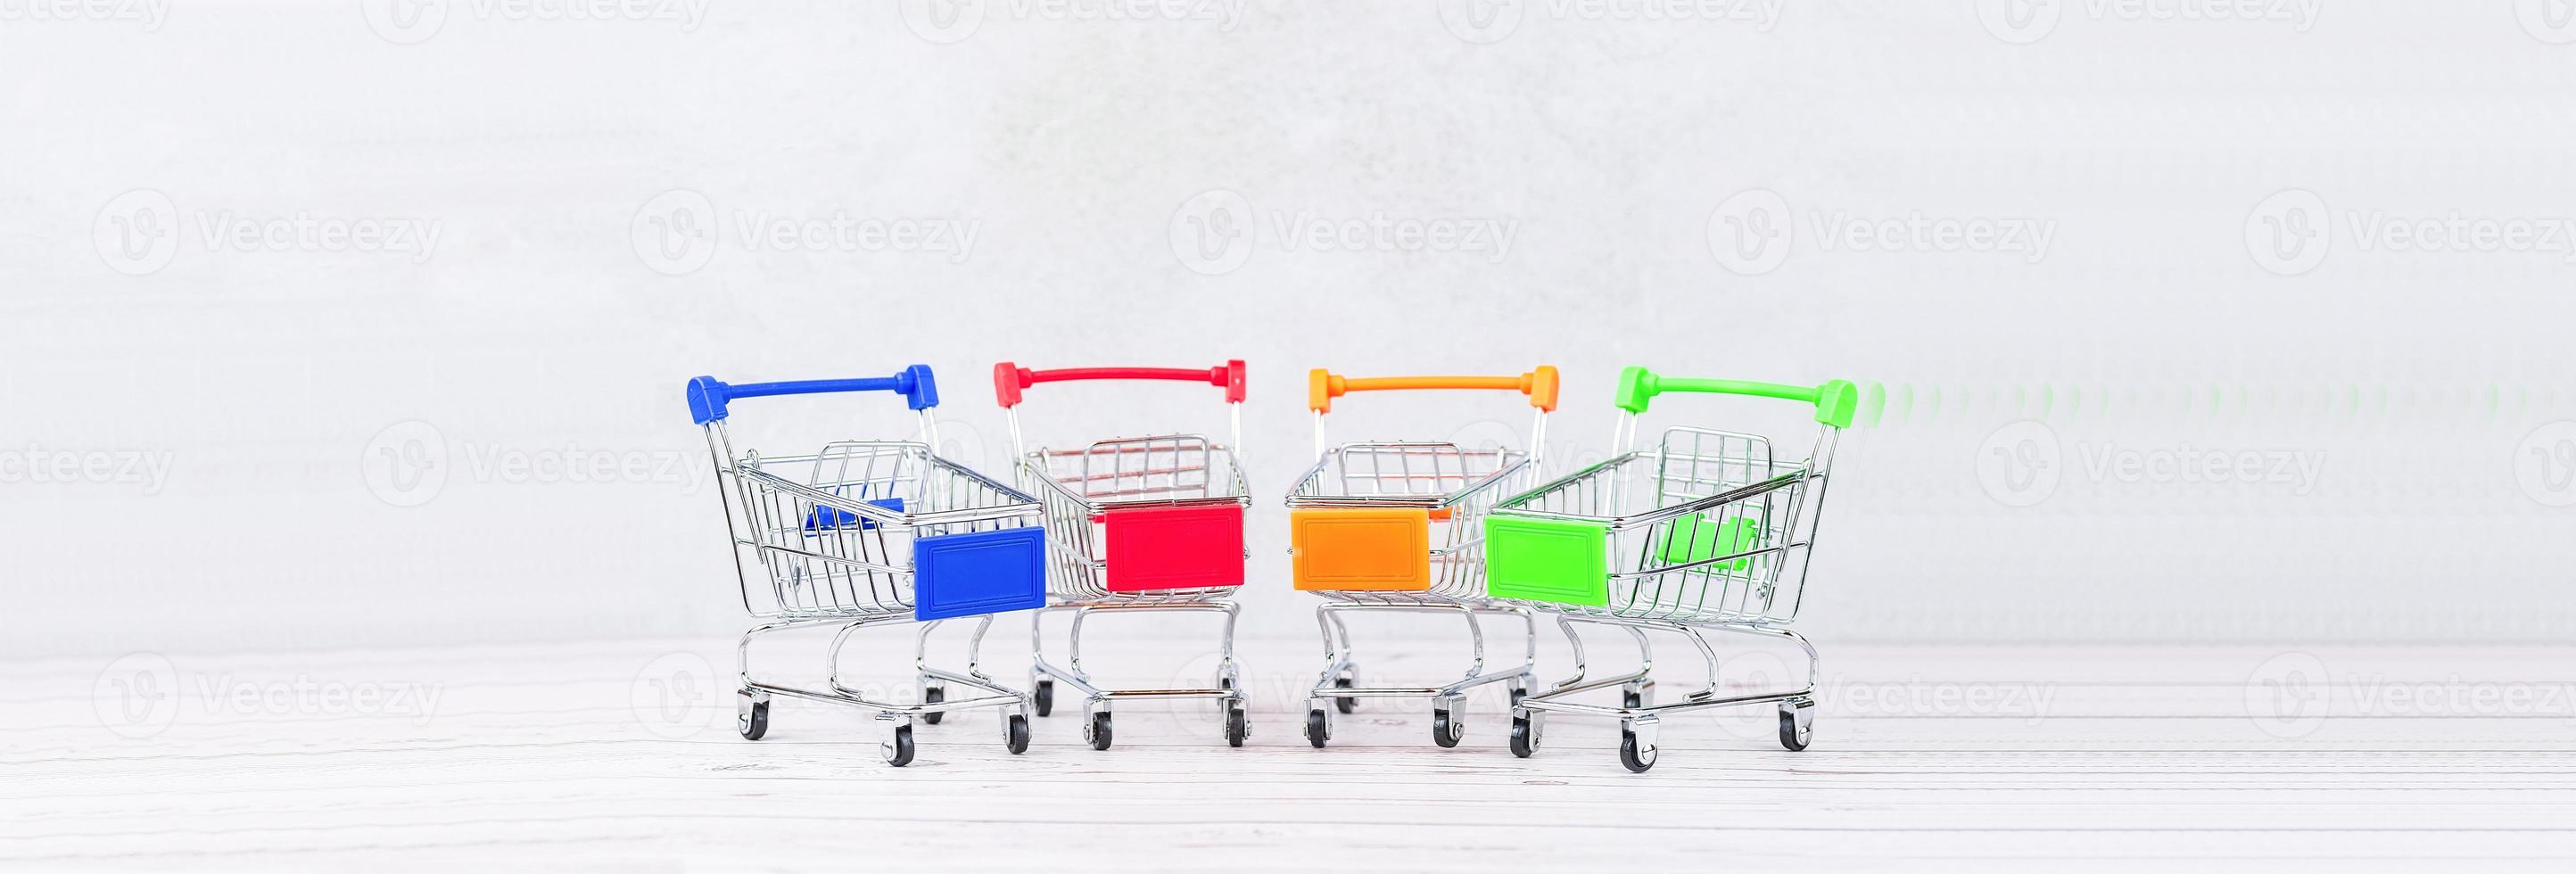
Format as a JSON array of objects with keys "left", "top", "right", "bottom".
[
  {"left": 689, "top": 367, "right": 1047, "bottom": 767},
  {"left": 1486, "top": 367, "right": 1857, "bottom": 772},
  {"left": 1286, "top": 367, "right": 1559, "bottom": 750},
  {"left": 996, "top": 361, "right": 1253, "bottom": 750}
]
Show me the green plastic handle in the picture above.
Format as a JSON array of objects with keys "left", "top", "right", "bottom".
[{"left": 1613, "top": 366, "right": 1859, "bottom": 428}]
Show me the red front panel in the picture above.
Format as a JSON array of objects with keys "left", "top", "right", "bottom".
[{"left": 1102, "top": 504, "right": 1246, "bottom": 592}]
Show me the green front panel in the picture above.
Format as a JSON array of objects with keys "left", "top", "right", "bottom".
[{"left": 1482, "top": 515, "right": 1610, "bottom": 606}]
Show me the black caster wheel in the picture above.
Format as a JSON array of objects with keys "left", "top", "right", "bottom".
[
  {"left": 1226, "top": 705, "right": 1250, "bottom": 748},
  {"left": 737, "top": 691, "right": 769, "bottom": 741},
  {"left": 1305, "top": 708, "right": 1330, "bottom": 747},
  {"left": 1779, "top": 706, "right": 1812, "bottom": 752},
  {"left": 1619, "top": 728, "right": 1656, "bottom": 773},
  {"left": 1003, "top": 713, "right": 1031, "bottom": 754},
  {"left": 1431, "top": 705, "right": 1463, "bottom": 748},
  {"left": 1033, "top": 680, "right": 1054, "bottom": 717},
  {"left": 1508, "top": 713, "right": 1536, "bottom": 758},
  {"left": 1085, "top": 711, "right": 1113, "bottom": 751},
  {"left": 921, "top": 684, "right": 945, "bottom": 725},
  {"left": 1333, "top": 673, "right": 1357, "bottom": 714},
  {"left": 883, "top": 723, "right": 916, "bottom": 767}
]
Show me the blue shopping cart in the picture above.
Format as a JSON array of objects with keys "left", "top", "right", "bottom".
[{"left": 687, "top": 366, "right": 1047, "bottom": 766}]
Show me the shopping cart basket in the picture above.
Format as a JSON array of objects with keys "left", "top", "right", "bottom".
[
  {"left": 1287, "top": 367, "right": 1559, "bottom": 749},
  {"left": 996, "top": 360, "right": 1253, "bottom": 750},
  {"left": 1486, "top": 367, "right": 1857, "bottom": 772},
  {"left": 689, "top": 366, "right": 1047, "bottom": 766}
]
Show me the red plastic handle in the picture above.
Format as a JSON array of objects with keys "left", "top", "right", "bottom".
[{"left": 993, "top": 360, "right": 1247, "bottom": 408}]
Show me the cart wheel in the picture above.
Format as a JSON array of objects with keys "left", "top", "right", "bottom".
[
  {"left": 1618, "top": 726, "right": 1656, "bottom": 773},
  {"left": 1085, "top": 711, "right": 1113, "bottom": 751},
  {"left": 1305, "top": 708, "right": 1330, "bottom": 747},
  {"left": 1003, "top": 713, "right": 1031, "bottom": 755},
  {"left": 1333, "top": 673, "right": 1357, "bottom": 714},
  {"left": 1226, "top": 705, "right": 1250, "bottom": 748},
  {"left": 1431, "top": 705, "right": 1463, "bottom": 748},
  {"left": 883, "top": 723, "right": 915, "bottom": 767},
  {"left": 1779, "top": 699, "right": 1814, "bottom": 752},
  {"left": 921, "top": 683, "right": 945, "bottom": 725},
  {"left": 1508, "top": 712, "right": 1537, "bottom": 758},
  {"left": 1033, "top": 680, "right": 1054, "bottom": 717},
  {"left": 737, "top": 690, "right": 769, "bottom": 741}
]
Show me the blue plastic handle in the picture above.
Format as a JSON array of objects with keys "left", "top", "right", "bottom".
[{"left": 686, "top": 365, "right": 939, "bottom": 425}]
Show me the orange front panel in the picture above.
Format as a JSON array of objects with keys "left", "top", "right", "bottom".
[{"left": 1290, "top": 508, "right": 1432, "bottom": 591}]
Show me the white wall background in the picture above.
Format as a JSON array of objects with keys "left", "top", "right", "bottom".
[{"left": 3, "top": 0, "right": 2572, "bottom": 657}]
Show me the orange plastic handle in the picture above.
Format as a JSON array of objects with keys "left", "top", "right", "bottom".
[{"left": 1308, "top": 367, "right": 1559, "bottom": 414}]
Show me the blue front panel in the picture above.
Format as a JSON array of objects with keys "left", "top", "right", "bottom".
[{"left": 912, "top": 526, "right": 1046, "bottom": 621}]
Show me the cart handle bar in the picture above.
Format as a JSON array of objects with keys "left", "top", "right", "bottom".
[
  {"left": 1307, "top": 367, "right": 1560, "bottom": 414},
  {"left": 992, "top": 361, "right": 1248, "bottom": 408},
  {"left": 687, "top": 366, "right": 938, "bottom": 425},
  {"left": 1614, "top": 366, "right": 1857, "bottom": 427}
]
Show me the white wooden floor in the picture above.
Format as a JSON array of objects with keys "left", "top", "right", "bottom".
[{"left": 8, "top": 631, "right": 2576, "bottom": 871}]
